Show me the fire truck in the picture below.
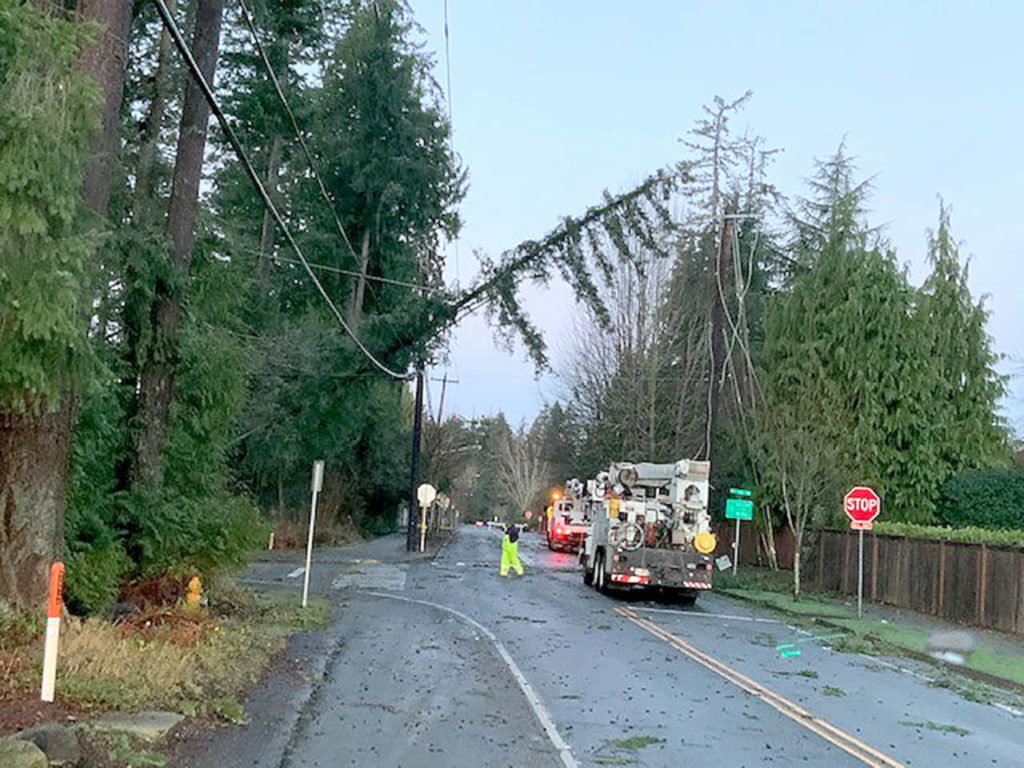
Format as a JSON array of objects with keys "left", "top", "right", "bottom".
[
  {"left": 545, "top": 479, "right": 590, "bottom": 552},
  {"left": 580, "top": 459, "right": 717, "bottom": 604}
]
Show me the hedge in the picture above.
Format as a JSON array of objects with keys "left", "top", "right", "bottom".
[{"left": 938, "top": 469, "right": 1024, "bottom": 530}]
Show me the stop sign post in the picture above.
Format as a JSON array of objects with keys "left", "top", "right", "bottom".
[{"left": 844, "top": 486, "right": 881, "bottom": 618}]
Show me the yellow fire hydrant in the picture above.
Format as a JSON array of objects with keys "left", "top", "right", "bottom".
[{"left": 184, "top": 575, "right": 202, "bottom": 610}]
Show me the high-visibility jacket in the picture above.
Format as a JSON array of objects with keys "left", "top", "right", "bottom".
[{"left": 500, "top": 534, "right": 524, "bottom": 576}]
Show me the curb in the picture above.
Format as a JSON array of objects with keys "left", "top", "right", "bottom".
[{"left": 719, "top": 589, "right": 1024, "bottom": 696}]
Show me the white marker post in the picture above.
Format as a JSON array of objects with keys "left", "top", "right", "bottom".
[
  {"left": 302, "top": 460, "right": 325, "bottom": 608},
  {"left": 41, "top": 562, "right": 64, "bottom": 702}
]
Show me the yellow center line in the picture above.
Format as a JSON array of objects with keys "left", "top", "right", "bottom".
[{"left": 615, "top": 607, "right": 905, "bottom": 768}]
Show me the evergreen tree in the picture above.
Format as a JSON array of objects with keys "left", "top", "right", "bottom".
[{"left": 0, "top": 0, "right": 99, "bottom": 608}]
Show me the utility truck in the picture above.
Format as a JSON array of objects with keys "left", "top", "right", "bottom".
[
  {"left": 546, "top": 479, "right": 590, "bottom": 552},
  {"left": 581, "top": 460, "right": 717, "bottom": 603}
]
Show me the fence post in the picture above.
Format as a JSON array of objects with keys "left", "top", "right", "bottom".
[
  {"left": 871, "top": 534, "right": 879, "bottom": 602},
  {"left": 978, "top": 544, "right": 988, "bottom": 626},
  {"left": 842, "top": 532, "right": 851, "bottom": 594},
  {"left": 817, "top": 532, "right": 825, "bottom": 588},
  {"left": 937, "top": 541, "right": 946, "bottom": 617}
]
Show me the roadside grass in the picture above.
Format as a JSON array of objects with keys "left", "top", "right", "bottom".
[
  {"left": 716, "top": 568, "right": 1024, "bottom": 689},
  {"left": 0, "top": 583, "right": 329, "bottom": 722}
]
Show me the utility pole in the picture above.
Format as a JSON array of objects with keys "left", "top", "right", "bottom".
[
  {"left": 407, "top": 365, "right": 425, "bottom": 551},
  {"left": 704, "top": 200, "right": 736, "bottom": 461},
  {"left": 433, "top": 373, "right": 459, "bottom": 423}
]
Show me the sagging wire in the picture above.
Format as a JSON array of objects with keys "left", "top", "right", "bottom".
[{"left": 152, "top": 0, "right": 411, "bottom": 380}]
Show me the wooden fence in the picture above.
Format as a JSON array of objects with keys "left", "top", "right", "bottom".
[{"left": 811, "top": 530, "right": 1024, "bottom": 635}]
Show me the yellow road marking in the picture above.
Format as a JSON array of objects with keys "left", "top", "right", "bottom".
[{"left": 615, "top": 607, "right": 905, "bottom": 768}]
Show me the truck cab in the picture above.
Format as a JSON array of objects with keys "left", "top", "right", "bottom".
[{"left": 546, "top": 498, "right": 589, "bottom": 552}]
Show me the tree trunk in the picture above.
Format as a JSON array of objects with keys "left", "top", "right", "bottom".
[
  {"left": 257, "top": 133, "right": 284, "bottom": 271},
  {"left": 0, "top": 0, "right": 132, "bottom": 609},
  {"left": 793, "top": 528, "right": 802, "bottom": 601},
  {"left": 135, "top": 0, "right": 177, "bottom": 203},
  {"left": 131, "top": 0, "right": 225, "bottom": 486},
  {"left": 349, "top": 229, "right": 371, "bottom": 333},
  {"left": 76, "top": 0, "right": 133, "bottom": 217},
  {"left": 0, "top": 403, "right": 74, "bottom": 611}
]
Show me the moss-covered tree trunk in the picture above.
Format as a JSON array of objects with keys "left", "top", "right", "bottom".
[{"left": 0, "top": 404, "right": 74, "bottom": 610}]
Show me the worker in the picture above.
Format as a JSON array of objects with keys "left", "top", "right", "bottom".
[{"left": 499, "top": 523, "right": 524, "bottom": 577}]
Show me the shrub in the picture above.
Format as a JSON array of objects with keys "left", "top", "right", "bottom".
[
  {"left": 65, "top": 539, "right": 131, "bottom": 616},
  {"left": 938, "top": 469, "right": 1024, "bottom": 530},
  {"left": 116, "top": 490, "right": 266, "bottom": 576}
]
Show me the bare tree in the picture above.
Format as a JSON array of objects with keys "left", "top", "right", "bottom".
[{"left": 496, "top": 427, "right": 549, "bottom": 521}]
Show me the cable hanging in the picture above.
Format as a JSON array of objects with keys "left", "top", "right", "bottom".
[
  {"left": 235, "top": 0, "right": 365, "bottom": 270},
  {"left": 152, "top": 0, "right": 411, "bottom": 381}
]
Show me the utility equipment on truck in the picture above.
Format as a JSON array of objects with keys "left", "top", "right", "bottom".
[{"left": 581, "top": 460, "right": 717, "bottom": 603}]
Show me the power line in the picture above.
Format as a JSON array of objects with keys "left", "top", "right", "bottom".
[
  {"left": 443, "top": 0, "right": 460, "bottom": 287},
  {"left": 264, "top": 253, "right": 445, "bottom": 295},
  {"left": 235, "top": 0, "right": 364, "bottom": 271},
  {"left": 152, "top": 0, "right": 410, "bottom": 381}
]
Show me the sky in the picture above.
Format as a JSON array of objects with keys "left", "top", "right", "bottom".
[{"left": 406, "top": 0, "right": 1023, "bottom": 435}]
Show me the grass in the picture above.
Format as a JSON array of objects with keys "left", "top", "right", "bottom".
[
  {"left": 773, "top": 669, "right": 819, "bottom": 679},
  {"left": 822, "top": 685, "right": 846, "bottom": 697},
  {"left": 0, "top": 584, "right": 329, "bottom": 720},
  {"left": 718, "top": 567, "right": 1024, "bottom": 689},
  {"left": 593, "top": 734, "right": 664, "bottom": 765},
  {"left": 719, "top": 587, "right": 848, "bottom": 618},
  {"left": 898, "top": 720, "right": 971, "bottom": 736},
  {"left": 610, "top": 735, "right": 664, "bottom": 750}
]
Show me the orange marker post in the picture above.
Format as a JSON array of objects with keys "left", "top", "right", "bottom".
[{"left": 41, "top": 562, "right": 64, "bottom": 702}]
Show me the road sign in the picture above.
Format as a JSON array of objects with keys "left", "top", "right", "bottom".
[
  {"left": 844, "top": 486, "right": 880, "bottom": 619},
  {"left": 417, "top": 483, "right": 437, "bottom": 508},
  {"left": 729, "top": 488, "right": 753, "bottom": 498},
  {"left": 725, "top": 498, "right": 754, "bottom": 520},
  {"left": 844, "top": 486, "right": 880, "bottom": 528}
]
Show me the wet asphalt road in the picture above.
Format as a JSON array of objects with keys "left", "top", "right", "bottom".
[{"left": 186, "top": 526, "right": 1024, "bottom": 767}]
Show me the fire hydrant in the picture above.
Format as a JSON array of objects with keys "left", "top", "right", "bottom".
[{"left": 184, "top": 575, "right": 202, "bottom": 610}]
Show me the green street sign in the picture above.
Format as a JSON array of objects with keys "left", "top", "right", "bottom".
[
  {"left": 729, "top": 488, "right": 753, "bottom": 497},
  {"left": 725, "top": 498, "right": 754, "bottom": 520}
]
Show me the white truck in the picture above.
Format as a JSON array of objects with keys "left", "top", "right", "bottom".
[
  {"left": 581, "top": 459, "right": 717, "bottom": 604},
  {"left": 545, "top": 478, "right": 591, "bottom": 552}
]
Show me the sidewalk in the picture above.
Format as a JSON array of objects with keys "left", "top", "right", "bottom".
[
  {"left": 252, "top": 530, "right": 451, "bottom": 565},
  {"left": 715, "top": 570, "right": 1024, "bottom": 692}
]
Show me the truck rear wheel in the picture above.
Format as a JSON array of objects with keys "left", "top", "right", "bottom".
[
  {"left": 582, "top": 552, "right": 594, "bottom": 585},
  {"left": 594, "top": 552, "right": 607, "bottom": 593}
]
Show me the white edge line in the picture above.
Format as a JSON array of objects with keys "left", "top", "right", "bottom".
[{"left": 366, "top": 591, "right": 578, "bottom": 768}]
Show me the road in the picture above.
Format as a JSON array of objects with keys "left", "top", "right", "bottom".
[{"left": 182, "top": 526, "right": 1023, "bottom": 767}]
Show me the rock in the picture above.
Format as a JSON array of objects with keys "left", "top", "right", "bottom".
[
  {"left": 14, "top": 724, "right": 81, "bottom": 767},
  {"left": 83, "top": 711, "right": 184, "bottom": 742},
  {"left": 0, "top": 737, "right": 49, "bottom": 768}
]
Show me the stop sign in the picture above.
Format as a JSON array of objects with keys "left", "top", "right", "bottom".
[{"left": 844, "top": 486, "right": 880, "bottom": 530}]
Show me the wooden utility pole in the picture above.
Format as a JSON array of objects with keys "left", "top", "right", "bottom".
[
  {"left": 407, "top": 366, "right": 425, "bottom": 551},
  {"left": 704, "top": 202, "right": 736, "bottom": 460}
]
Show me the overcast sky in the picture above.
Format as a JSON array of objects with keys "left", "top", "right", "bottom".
[{"left": 407, "top": 0, "right": 1023, "bottom": 436}]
